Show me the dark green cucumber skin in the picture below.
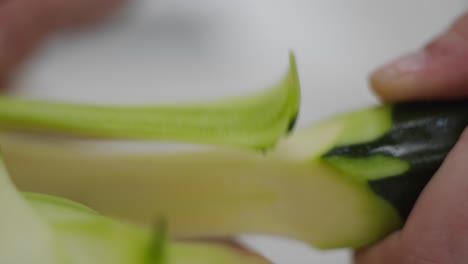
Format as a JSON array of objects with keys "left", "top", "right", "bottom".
[{"left": 323, "top": 100, "right": 468, "bottom": 220}]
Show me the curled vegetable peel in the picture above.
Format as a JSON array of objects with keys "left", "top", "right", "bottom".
[{"left": 0, "top": 54, "right": 299, "bottom": 151}]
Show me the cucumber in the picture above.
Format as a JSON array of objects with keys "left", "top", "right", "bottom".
[
  {"left": 0, "top": 158, "right": 271, "bottom": 264},
  {"left": 0, "top": 159, "right": 64, "bottom": 264},
  {"left": 24, "top": 193, "right": 272, "bottom": 264},
  {"left": 322, "top": 100, "right": 468, "bottom": 219},
  {"left": 4, "top": 100, "right": 466, "bottom": 249},
  {"left": 0, "top": 51, "right": 465, "bottom": 250},
  {"left": 2, "top": 129, "right": 400, "bottom": 249}
]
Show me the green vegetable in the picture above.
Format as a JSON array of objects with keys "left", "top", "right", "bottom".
[
  {"left": 3, "top": 100, "right": 466, "bottom": 250},
  {"left": 0, "top": 54, "right": 299, "bottom": 151},
  {"left": 322, "top": 99, "right": 468, "bottom": 219},
  {"left": 0, "top": 155, "right": 271, "bottom": 264},
  {"left": 26, "top": 193, "right": 272, "bottom": 264},
  {"left": 0, "top": 158, "right": 63, "bottom": 264},
  {"left": 0, "top": 50, "right": 466, "bottom": 251}
]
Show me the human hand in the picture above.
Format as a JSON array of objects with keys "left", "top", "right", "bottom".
[
  {"left": 355, "top": 12, "right": 468, "bottom": 264},
  {"left": 0, "top": 0, "right": 127, "bottom": 84}
]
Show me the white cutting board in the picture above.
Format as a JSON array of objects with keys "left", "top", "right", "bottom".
[{"left": 10, "top": 1, "right": 466, "bottom": 263}]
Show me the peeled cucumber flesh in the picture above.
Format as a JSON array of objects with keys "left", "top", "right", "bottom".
[
  {"left": 0, "top": 159, "right": 64, "bottom": 264},
  {"left": 0, "top": 157, "right": 271, "bottom": 264},
  {"left": 25, "top": 193, "right": 272, "bottom": 264}
]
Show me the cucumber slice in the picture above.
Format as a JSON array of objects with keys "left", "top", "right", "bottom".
[
  {"left": 0, "top": 159, "right": 63, "bottom": 264},
  {"left": 0, "top": 54, "right": 299, "bottom": 151},
  {"left": 25, "top": 193, "right": 271, "bottom": 264},
  {"left": 1, "top": 163, "right": 271, "bottom": 264}
]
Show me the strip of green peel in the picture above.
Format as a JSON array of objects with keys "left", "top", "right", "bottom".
[
  {"left": 27, "top": 193, "right": 271, "bottom": 264},
  {"left": 323, "top": 155, "right": 410, "bottom": 181},
  {"left": 0, "top": 54, "right": 299, "bottom": 150},
  {"left": 25, "top": 192, "right": 97, "bottom": 215},
  {"left": 302, "top": 105, "right": 410, "bottom": 180},
  {"left": 26, "top": 193, "right": 156, "bottom": 264},
  {"left": 272, "top": 105, "right": 393, "bottom": 161},
  {"left": 334, "top": 106, "right": 392, "bottom": 146}
]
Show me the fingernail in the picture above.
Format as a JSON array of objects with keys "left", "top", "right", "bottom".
[{"left": 372, "top": 51, "right": 428, "bottom": 80}]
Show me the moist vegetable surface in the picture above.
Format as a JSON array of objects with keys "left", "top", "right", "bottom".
[{"left": 1, "top": 54, "right": 466, "bottom": 255}]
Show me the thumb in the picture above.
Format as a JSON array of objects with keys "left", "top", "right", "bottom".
[
  {"left": 370, "top": 12, "right": 468, "bottom": 102},
  {"left": 355, "top": 129, "right": 468, "bottom": 264}
]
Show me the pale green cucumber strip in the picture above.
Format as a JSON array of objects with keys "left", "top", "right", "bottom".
[
  {"left": 323, "top": 155, "right": 411, "bottom": 181},
  {"left": 271, "top": 105, "right": 392, "bottom": 161},
  {"left": 0, "top": 156, "right": 65, "bottom": 264},
  {"left": 333, "top": 105, "right": 392, "bottom": 146},
  {"left": 27, "top": 193, "right": 271, "bottom": 264},
  {"left": 26, "top": 193, "right": 166, "bottom": 264},
  {"left": 0, "top": 54, "right": 299, "bottom": 150},
  {"left": 3, "top": 122, "right": 402, "bottom": 250},
  {"left": 2, "top": 154, "right": 270, "bottom": 264}
]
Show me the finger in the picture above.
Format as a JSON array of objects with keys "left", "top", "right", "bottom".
[
  {"left": 0, "top": 0, "right": 127, "bottom": 86},
  {"left": 370, "top": 12, "right": 468, "bottom": 102},
  {"left": 355, "top": 128, "right": 468, "bottom": 264},
  {"left": 0, "top": 0, "right": 47, "bottom": 84}
]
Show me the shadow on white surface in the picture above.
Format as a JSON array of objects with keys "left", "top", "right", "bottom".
[{"left": 10, "top": 1, "right": 465, "bottom": 263}]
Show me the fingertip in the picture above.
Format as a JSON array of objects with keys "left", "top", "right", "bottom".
[
  {"left": 369, "top": 12, "right": 468, "bottom": 102},
  {"left": 368, "top": 58, "right": 424, "bottom": 103},
  {"left": 0, "top": 0, "right": 129, "bottom": 88}
]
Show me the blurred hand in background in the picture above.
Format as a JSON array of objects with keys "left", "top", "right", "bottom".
[
  {"left": 0, "top": 0, "right": 127, "bottom": 84},
  {"left": 356, "top": 11, "right": 468, "bottom": 264}
]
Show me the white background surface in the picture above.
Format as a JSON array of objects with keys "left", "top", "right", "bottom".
[{"left": 11, "top": 1, "right": 466, "bottom": 263}]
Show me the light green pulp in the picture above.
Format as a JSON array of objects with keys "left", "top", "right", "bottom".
[
  {"left": 317, "top": 105, "right": 413, "bottom": 181},
  {"left": 0, "top": 159, "right": 64, "bottom": 264},
  {"left": 0, "top": 54, "right": 299, "bottom": 151},
  {"left": 1, "top": 158, "right": 270, "bottom": 264},
  {"left": 333, "top": 106, "right": 392, "bottom": 146},
  {"left": 27, "top": 193, "right": 271, "bottom": 264},
  {"left": 323, "top": 155, "right": 410, "bottom": 181}
]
